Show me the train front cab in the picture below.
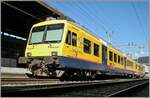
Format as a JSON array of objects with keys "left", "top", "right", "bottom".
[
  {"left": 25, "top": 20, "right": 68, "bottom": 57},
  {"left": 18, "top": 20, "right": 70, "bottom": 76}
]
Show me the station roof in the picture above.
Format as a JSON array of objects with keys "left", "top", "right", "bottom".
[{"left": 1, "top": 1, "right": 70, "bottom": 38}]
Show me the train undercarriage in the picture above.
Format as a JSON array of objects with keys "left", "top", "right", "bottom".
[
  {"left": 28, "top": 63, "right": 97, "bottom": 81},
  {"left": 19, "top": 56, "right": 97, "bottom": 80},
  {"left": 18, "top": 56, "right": 145, "bottom": 80},
  {"left": 29, "top": 65, "right": 97, "bottom": 81}
]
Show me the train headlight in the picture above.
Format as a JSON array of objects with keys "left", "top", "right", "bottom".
[
  {"left": 27, "top": 52, "right": 32, "bottom": 57},
  {"left": 51, "top": 51, "right": 57, "bottom": 56}
]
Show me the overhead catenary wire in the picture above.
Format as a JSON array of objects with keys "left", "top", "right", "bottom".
[
  {"left": 60, "top": 1, "right": 119, "bottom": 44},
  {"left": 74, "top": 2, "right": 106, "bottom": 32},
  {"left": 50, "top": 1, "right": 115, "bottom": 37},
  {"left": 50, "top": 1, "right": 148, "bottom": 44},
  {"left": 114, "top": 44, "right": 150, "bottom": 48},
  {"left": 93, "top": 5, "right": 122, "bottom": 36},
  {"left": 50, "top": 1, "right": 77, "bottom": 21},
  {"left": 52, "top": 1, "right": 106, "bottom": 37},
  {"left": 50, "top": 1, "right": 97, "bottom": 32},
  {"left": 81, "top": 2, "right": 111, "bottom": 31},
  {"left": 131, "top": 2, "right": 149, "bottom": 59},
  {"left": 80, "top": 2, "right": 117, "bottom": 44},
  {"left": 75, "top": 1, "right": 119, "bottom": 44},
  {"left": 74, "top": 1, "right": 114, "bottom": 43},
  {"left": 75, "top": 2, "right": 108, "bottom": 32},
  {"left": 131, "top": 2, "right": 148, "bottom": 42},
  {"left": 50, "top": 1, "right": 111, "bottom": 44}
]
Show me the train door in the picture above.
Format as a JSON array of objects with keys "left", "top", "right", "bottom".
[
  {"left": 64, "top": 30, "right": 72, "bottom": 57},
  {"left": 102, "top": 45, "right": 107, "bottom": 65},
  {"left": 64, "top": 27, "right": 79, "bottom": 58},
  {"left": 71, "top": 31, "right": 78, "bottom": 58}
]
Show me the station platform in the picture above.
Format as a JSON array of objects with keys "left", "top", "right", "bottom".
[{"left": 1, "top": 67, "right": 31, "bottom": 78}]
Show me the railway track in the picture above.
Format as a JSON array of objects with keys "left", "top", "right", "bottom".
[
  {"left": 2, "top": 78, "right": 148, "bottom": 97},
  {"left": 108, "top": 80, "right": 149, "bottom": 97}
]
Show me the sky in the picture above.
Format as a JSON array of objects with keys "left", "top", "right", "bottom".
[{"left": 48, "top": 0, "right": 149, "bottom": 59}]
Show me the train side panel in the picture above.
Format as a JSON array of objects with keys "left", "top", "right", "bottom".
[
  {"left": 125, "top": 58, "right": 134, "bottom": 71},
  {"left": 63, "top": 22, "right": 102, "bottom": 65},
  {"left": 107, "top": 46, "right": 124, "bottom": 69}
]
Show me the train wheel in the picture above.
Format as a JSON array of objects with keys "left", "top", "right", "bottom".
[
  {"left": 128, "top": 74, "right": 133, "bottom": 78},
  {"left": 32, "top": 68, "right": 43, "bottom": 77}
]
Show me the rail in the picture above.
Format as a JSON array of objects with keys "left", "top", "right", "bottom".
[
  {"left": 2, "top": 78, "right": 148, "bottom": 97},
  {"left": 107, "top": 80, "right": 149, "bottom": 97}
]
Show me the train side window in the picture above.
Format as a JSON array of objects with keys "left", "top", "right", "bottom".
[
  {"left": 121, "top": 57, "right": 123, "bottom": 65},
  {"left": 142, "top": 67, "right": 144, "bottom": 71},
  {"left": 114, "top": 53, "right": 117, "bottom": 63},
  {"left": 136, "top": 65, "right": 138, "bottom": 69},
  {"left": 65, "top": 31, "right": 71, "bottom": 45},
  {"left": 118, "top": 55, "right": 120, "bottom": 64},
  {"left": 72, "top": 32, "right": 77, "bottom": 47},
  {"left": 83, "top": 38, "right": 91, "bottom": 54},
  {"left": 109, "top": 51, "right": 113, "bottom": 61},
  {"left": 127, "top": 60, "right": 133, "bottom": 67},
  {"left": 139, "top": 66, "right": 141, "bottom": 71},
  {"left": 102, "top": 45, "right": 107, "bottom": 59},
  {"left": 94, "top": 43, "right": 99, "bottom": 56}
]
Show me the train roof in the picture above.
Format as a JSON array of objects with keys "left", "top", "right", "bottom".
[{"left": 32, "top": 19, "right": 67, "bottom": 27}]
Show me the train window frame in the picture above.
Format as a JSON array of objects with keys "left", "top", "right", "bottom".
[
  {"left": 45, "top": 24, "right": 64, "bottom": 43},
  {"left": 118, "top": 55, "right": 121, "bottom": 64},
  {"left": 72, "top": 32, "right": 77, "bottom": 47},
  {"left": 139, "top": 66, "right": 141, "bottom": 71},
  {"left": 136, "top": 65, "right": 138, "bottom": 69},
  {"left": 65, "top": 30, "right": 71, "bottom": 45},
  {"left": 109, "top": 51, "right": 113, "bottom": 61},
  {"left": 102, "top": 45, "right": 107, "bottom": 59},
  {"left": 126, "top": 60, "right": 133, "bottom": 67},
  {"left": 114, "top": 53, "right": 117, "bottom": 63},
  {"left": 124, "top": 57, "right": 127, "bottom": 68},
  {"left": 83, "top": 38, "right": 91, "bottom": 54},
  {"left": 94, "top": 43, "right": 99, "bottom": 57},
  {"left": 29, "top": 25, "right": 46, "bottom": 44},
  {"left": 121, "top": 57, "right": 123, "bottom": 65}
]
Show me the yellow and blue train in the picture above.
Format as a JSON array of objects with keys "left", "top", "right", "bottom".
[{"left": 19, "top": 20, "right": 145, "bottom": 80}]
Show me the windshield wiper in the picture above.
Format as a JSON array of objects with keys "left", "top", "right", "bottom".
[
  {"left": 29, "top": 42, "right": 43, "bottom": 45},
  {"left": 44, "top": 40, "right": 61, "bottom": 43}
]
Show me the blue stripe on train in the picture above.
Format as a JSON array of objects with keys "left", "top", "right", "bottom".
[{"left": 59, "top": 57, "right": 133, "bottom": 75}]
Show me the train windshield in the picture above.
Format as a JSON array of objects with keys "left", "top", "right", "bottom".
[
  {"left": 30, "top": 26, "right": 45, "bottom": 44},
  {"left": 29, "top": 24, "right": 64, "bottom": 44},
  {"left": 45, "top": 24, "right": 64, "bottom": 43}
]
